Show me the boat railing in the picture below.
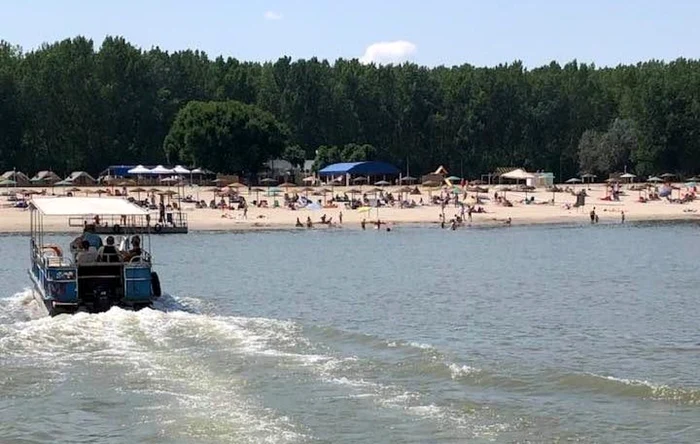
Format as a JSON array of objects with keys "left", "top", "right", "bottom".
[{"left": 68, "top": 212, "right": 188, "bottom": 230}]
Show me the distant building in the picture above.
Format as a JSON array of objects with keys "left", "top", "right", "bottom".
[
  {"left": 30, "top": 170, "right": 61, "bottom": 185},
  {"left": 2, "top": 170, "right": 31, "bottom": 186}
]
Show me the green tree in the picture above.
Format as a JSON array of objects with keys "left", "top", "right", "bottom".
[
  {"left": 164, "top": 100, "right": 288, "bottom": 174},
  {"left": 282, "top": 144, "right": 306, "bottom": 168}
]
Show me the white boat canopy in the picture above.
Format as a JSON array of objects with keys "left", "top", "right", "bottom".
[
  {"left": 172, "top": 165, "right": 191, "bottom": 174},
  {"left": 31, "top": 197, "right": 150, "bottom": 216}
]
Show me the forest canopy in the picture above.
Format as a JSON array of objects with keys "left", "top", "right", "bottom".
[{"left": 1, "top": 35, "right": 700, "bottom": 180}]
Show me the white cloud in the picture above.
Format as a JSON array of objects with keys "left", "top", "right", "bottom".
[
  {"left": 359, "top": 40, "right": 417, "bottom": 65},
  {"left": 264, "top": 10, "right": 283, "bottom": 21}
]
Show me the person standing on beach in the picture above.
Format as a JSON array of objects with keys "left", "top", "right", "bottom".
[
  {"left": 339, "top": 211, "right": 343, "bottom": 224},
  {"left": 361, "top": 218, "right": 366, "bottom": 230},
  {"left": 621, "top": 211, "right": 625, "bottom": 223},
  {"left": 590, "top": 207, "right": 596, "bottom": 224}
]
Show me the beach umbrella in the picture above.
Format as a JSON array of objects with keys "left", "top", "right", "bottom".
[
  {"left": 446, "top": 176, "right": 461, "bottom": 182},
  {"left": 375, "top": 180, "right": 391, "bottom": 186},
  {"left": 260, "top": 177, "right": 277, "bottom": 185},
  {"left": 421, "top": 180, "right": 440, "bottom": 187},
  {"left": 250, "top": 187, "right": 265, "bottom": 200},
  {"left": 352, "top": 176, "right": 368, "bottom": 183},
  {"left": 68, "top": 187, "right": 81, "bottom": 192},
  {"left": 230, "top": 182, "right": 247, "bottom": 189},
  {"left": 661, "top": 173, "right": 676, "bottom": 179},
  {"left": 0, "top": 179, "right": 17, "bottom": 187},
  {"left": 131, "top": 187, "right": 147, "bottom": 199},
  {"left": 302, "top": 176, "right": 317, "bottom": 184},
  {"left": 212, "top": 178, "right": 230, "bottom": 185},
  {"left": 565, "top": 178, "right": 582, "bottom": 184},
  {"left": 347, "top": 188, "right": 361, "bottom": 199},
  {"left": 647, "top": 176, "right": 663, "bottom": 183},
  {"left": 687, "top": 176, "right": 700, "bottom": 182},
  {"left": 399, "top": 176, "right": 416, "bottom": 183},
  {"left": 160, "top": 176, "right": 179, "bottom": 184},
  {"left": 279, "top": 182, "right": 297, "bottom": 189}
]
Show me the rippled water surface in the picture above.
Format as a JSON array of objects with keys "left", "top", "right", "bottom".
[{"left": 1, "top": 222, "right": 699, "bottom": 443}]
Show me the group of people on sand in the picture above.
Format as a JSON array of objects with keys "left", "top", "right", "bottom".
[
  {"left": 295, "top": 211, "right": 345, "bottom": 228},
  {"left": 70, "top": 225, "right": 143, "bottom": 264}
]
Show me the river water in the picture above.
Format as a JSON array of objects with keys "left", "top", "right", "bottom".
[{"left": 1, "top": 223, "right": 699, "bottom": 443}]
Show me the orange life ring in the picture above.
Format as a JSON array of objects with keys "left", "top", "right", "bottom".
[{"left": 42, "top": 244, "right": 63, "bottom": 257}]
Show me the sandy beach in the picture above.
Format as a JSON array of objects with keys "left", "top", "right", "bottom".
[{"left": 1, "top": 183, "right": 698, "bottom": 233}]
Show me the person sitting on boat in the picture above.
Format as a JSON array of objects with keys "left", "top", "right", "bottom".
[
  {"left": 97, "top": 236, "right": 122, "bottom": 263},
  {"left": 83, "top": 224, "right": 103, "bottom": 250},
  {"left": 122, "top": 236, "right": 142, "bottom": 262},
  {"left": 76, "top": 240, "right": 98, "bottom": 264}
]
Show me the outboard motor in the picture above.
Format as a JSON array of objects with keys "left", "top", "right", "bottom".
[{"left": 92, "top": 286, "right": 115, "bottom": 313}]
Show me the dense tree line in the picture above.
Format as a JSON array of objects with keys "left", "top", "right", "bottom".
[{"left": 1, "top": 35, "right": 700, "bottom": 180}]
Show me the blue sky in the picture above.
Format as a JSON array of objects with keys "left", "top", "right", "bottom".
[{"left": 2, "top": 0, "right": 699, "bottom": 67}]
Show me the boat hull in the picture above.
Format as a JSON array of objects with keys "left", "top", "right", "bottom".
[{"left": 29, "top": 267, "right": 159, "bottom": 316}]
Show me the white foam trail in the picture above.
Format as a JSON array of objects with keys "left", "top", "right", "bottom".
[
  {"left": 0, "top": 301, "right": 311, "bottom": 442},
  {"left": 0, "top": 289, "right": 46, "bottom": 323}
]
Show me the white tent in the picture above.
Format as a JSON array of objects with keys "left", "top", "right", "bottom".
[
  {"left": 128, "top": 165, "right": 151, "bottom": 175},
  {"left": 501, "top": 169, "right": 535, "bottom": 180},
  {"left": 150, "top": 165, "right": 174, "bottom": 175},
  {"left": 173, "top": 165, "right": 190, "bottom": 174}
]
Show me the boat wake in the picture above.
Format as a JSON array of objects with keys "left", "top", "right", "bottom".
[{"left": 0, "top": 290, "right": 515, "bottom": 442}]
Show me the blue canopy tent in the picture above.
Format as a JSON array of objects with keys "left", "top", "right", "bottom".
[{"left": 318, "top": 162, "right": 400, "bottom": 185}]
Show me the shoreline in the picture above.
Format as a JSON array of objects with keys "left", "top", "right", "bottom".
[
  {"left": 1, "top": 212, "right": 698, "bottom": 236},
  {"left": 2, "top": 183, "right": 698, "bottom": 235}
]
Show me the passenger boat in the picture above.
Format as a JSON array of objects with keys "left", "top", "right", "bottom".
[{"left": 29, "top": 197, "right": 164, "bottom": 316}]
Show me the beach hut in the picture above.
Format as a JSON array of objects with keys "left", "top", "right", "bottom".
[
  {"left": 66, "top": 171, "right": 97, "bottom": 186},
  {"left": 2, "top": 170, "right": 30, "bottom": 186},
  {"left": 30, "top": 170, "right": 61, "bottom": 185}
]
